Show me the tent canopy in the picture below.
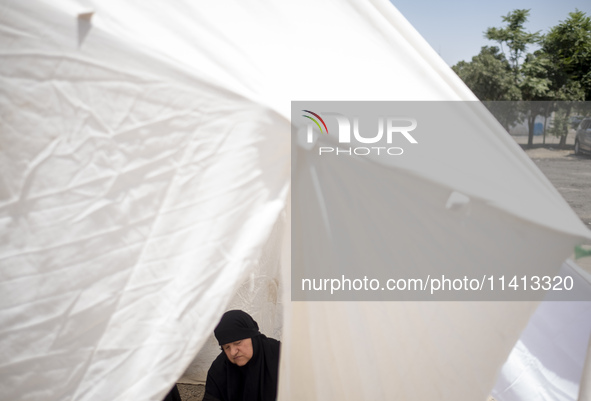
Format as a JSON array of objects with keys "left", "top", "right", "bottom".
[{"left": 1, "top": 0, "right": 589, "bottom": 400}]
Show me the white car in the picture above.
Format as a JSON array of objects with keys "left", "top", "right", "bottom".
[{"left": 575, "top": 118, "right": 591, "bottom": 155}]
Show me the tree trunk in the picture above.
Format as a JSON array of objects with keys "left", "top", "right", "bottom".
[
  {"left": 560, "top": 105, "right": 573, "bottom": 147},
  {"left": 527, "top": 112, "right": 535, "bottom": 147},
  {"left": 543, "top": 102, "right": 551, "bottom": 145}
]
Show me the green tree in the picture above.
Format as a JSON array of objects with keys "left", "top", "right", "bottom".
[
  {"left": 547, "top": 105, "right": 572, "bottom": 142},
  {"left": 542, "top": 10, "right": 591, "bottom": 100},
  {"left": 452, "top": 46, "right": 519, "bottom": 101},
  {"left": 519, "top": 52, "right": 552, "bottom": 100},
  {"left": 453, "top": 9, "right": 591, "bottom": 148},
  {"left": 519, "top": 52, "right": 553, "bottom": 146},
  {"left": 540, "top": 11, "right": 590, "bottom": 144},
  {"left": 452, "top": 46, "right": 521, "bottom": 130},
  {"left": 484, "top": 9, "right": 545, "bottom": 146},
  {"left": 485, "top": 9, "right": 541, "bottom": 81}
]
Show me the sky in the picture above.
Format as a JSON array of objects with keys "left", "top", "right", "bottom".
[{"left": 391, "top": 0, "right": 591, "bottom": 67}]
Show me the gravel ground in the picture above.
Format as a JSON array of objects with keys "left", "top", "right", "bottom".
[
  {"left": 523, "top": 147, "right": 591, "bottom": 227},
  {"left": 522, "top": 145, "right": 591, "bottom": 274}
]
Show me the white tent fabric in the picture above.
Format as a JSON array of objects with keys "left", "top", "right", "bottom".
[
  {"left": 580, "top": 339, "right": 591, "bottom": 401},
  {"left": 1, "top": 0, "right": 590, "bottom": 400},
  {"left": 492, "top": 260, "right": 591, "bottom": 401},
  {"left": 1, "top": 2, "right": 290, "bottom": 399}
]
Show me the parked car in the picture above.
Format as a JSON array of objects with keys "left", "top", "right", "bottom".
[
  {"left": 570, "top": 115, "right": 584, "bottom": 129},
  {"left": 575, "top": 118, "right": 591, "bottom": 155}
]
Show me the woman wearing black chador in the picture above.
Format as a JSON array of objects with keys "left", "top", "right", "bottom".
[{"left": 203, "top": 310, "right": 280, "bottom": 401}]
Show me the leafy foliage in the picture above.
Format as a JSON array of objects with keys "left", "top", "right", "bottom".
[
  {"left": 484, "top": 9, "right": 541, "bottom": 76},
  {"left": 453, "top": 9, "right": 591, "bottom": 147},
  {"left": 452, "top": 46, "right": 519, "bottom": 101},
  {"left": 542, "top": 10, "right": 591, "bottom": 100}
]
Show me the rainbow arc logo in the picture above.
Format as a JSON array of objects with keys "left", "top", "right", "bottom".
[{"left": 302, "top": 110, "right": 329, "bottom": 135}]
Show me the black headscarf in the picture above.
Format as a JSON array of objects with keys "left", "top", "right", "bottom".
[
  {"left": 204, "top": 310, "right": 280, "bottom": 401},
  {"left": 214, "top": 310, "right": 261, "bottom": 346}
]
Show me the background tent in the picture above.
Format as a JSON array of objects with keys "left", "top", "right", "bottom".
[{"left": 1, "top": 0, "right": 590, "bottom": 400}]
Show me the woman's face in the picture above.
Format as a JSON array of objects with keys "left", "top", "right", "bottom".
[{"left": 222, "top": 338, "right": 253, "bottom": 366}]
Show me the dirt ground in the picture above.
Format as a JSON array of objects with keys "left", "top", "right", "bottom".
[
  {"left": 177, "top": 384, "right": 500, "bottom": 400},
  {"left": 178, "top": 383, "right": 205, "bottom": 401},
  {"left": 177, "top": 385, "right": 498, "bottom": 400}
]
